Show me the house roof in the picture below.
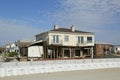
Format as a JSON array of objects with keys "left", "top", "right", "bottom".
[
  {"left": 50, "top": 28, "right": 93, "bottom": 34},
  {"left": 28, "top": 40, "right": 43, "bottom": 46},
  {"left": 36, "top": 27, "right": 94, "bottom": 36},
  {"left": 18, "top": 42, "right": 33, "bottom": 47}
]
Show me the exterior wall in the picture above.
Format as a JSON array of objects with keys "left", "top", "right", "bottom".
[
  {"left": 94, "top": 44, "right": 104, "bottom": 56},
  {"left": 36, "top": 32, "right": 48, "bottom": 41},
  {"left": 20, "top": 47, "right": 28, "bottom": 56},
  {"left": 94, "top": 44, "right": 113, "bottom": 56},
  {"left": 48, "top": 32, "right": 94, "bottom": 47}
]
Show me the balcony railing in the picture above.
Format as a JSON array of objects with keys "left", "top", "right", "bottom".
[
  {"left": 51, "top": 40, "right": 63, "bottom": 45},
  {"left": 77, "top": 41, "right": 87, "bottom": 46}
]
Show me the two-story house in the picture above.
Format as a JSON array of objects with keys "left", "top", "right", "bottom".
[{"left": 35, "top": 25, "right": 94, "bottom": 59}]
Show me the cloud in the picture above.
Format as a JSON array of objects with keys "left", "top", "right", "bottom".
[
  {"left": 52, "top": 0, "right": 120, "bottom": 26},
  {"left": 0, "top": 18, "right": 41, "bottom": 46},
  {"left": 50, "top": 0, "right": 120, "bottom": 44}
]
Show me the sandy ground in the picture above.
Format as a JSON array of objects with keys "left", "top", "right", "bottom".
[{"left": 0, "top": 68, "right": 120, "bottom": 80}]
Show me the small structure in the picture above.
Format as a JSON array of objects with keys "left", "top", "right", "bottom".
[
  {"left": 113, "top": 45, "right": 120, "bottom": 54},
  {"left": 35, "top": 25, "right": 95, "bottom": 59},
  {"left": 28, "top": 40, "right": 43, "bottom": 59},
  {"left": 94, "top": 43, "right": 113, "bottom": 56},
  {"left": 0, "top": 46, "right": 5, "bottom": 54},
  {"left": 5, "top": 40, "right": 33, "bottom": 57}
]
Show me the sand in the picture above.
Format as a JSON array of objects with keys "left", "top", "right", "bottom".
[{"left": 0, "top": 68, "right": 120, "bottom": 80}]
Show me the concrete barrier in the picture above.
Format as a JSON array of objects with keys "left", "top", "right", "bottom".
[
  {"left": 18, "top": 67, "right": 25, "bottom": 75},
  {"left": 0, "top": 68, "right": 5, "bottom": 77},
  {"left": 0, "top": 59, "right": 120, "bottom": 77},
  {"left": 5, "top": 67, "right": 13, "bottom": 76},
  {"left": 24, "top": 67, "right": 29, "bottom": 75},
  {"left": 13, "top": 67, "right": 18, "bottom": 76}
]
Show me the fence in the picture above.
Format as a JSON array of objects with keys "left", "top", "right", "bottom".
[{"left": 0, "top": 58, "right": 120, "bottom": 77}]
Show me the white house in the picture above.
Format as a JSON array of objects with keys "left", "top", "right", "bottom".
[
  {"left": 114, "top": 45, "right": 120, "bottom": 53},
  {"left": 5, "top": 40, "right": 33, "bottom": 57},
  {"left": 35, "top": 25, "right": 95, "bottom": 59}
]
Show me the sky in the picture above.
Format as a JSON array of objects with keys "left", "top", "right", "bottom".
[{"left": 0, "top": 0, "right": 120, "bottom": 46}]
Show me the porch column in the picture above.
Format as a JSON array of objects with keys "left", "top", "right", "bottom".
[
  {"left": 69, "top": 48, "right": 72, "bottom": 58},
  {"left": 54, "top": 49, "right": 55, "bottom": 59},
  {"left": 53, "top": 48, "right": 55, "bottom": 59},
  {"left": 50, "top": 48, "right": 52, "bottom": 59},
  {"left": 44, "top": 47, "right": 46, "bottom": 59},
  {"left": 57, "top": 47, "right": 58, "bottom": 59},
  {"left": 46, "top": 47, "right": 48, "bottom": 59},
  {"left": 90, "top": 47, "right": 93, "bottom": 58},
  {"left": 80, "top": 49, "right": 83, "bottom": 58},
  {"left": 43, "top": 46, "right": 45, "bottom": 59},
  {"left": 62, "top": 48, "right": 64, "bottom": 58}
]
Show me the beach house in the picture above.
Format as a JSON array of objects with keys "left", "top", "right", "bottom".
[{"left": 35, "top": 25, "right": 95, "bottom": 59}]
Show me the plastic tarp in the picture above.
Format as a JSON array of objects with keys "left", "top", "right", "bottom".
[{"left": 28, "top": 46, "right": 43, "bottom": 57}]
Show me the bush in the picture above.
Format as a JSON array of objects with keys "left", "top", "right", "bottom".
[
  {"left": 117, "top": 52, "right": 120, "bottom": 54},
  {"left": 8, "top": 52, "right": 17, "bottom": 57}
]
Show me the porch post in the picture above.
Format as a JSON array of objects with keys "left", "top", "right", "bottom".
[
  {"left": 57, "top": 47, "right": 58, "bottom": 59},
  {"left": 50, "top": 48, "right": 53, "bottom": 59},
  {"left": 90, "top": 47, "right": 93, "bottom": 58},
  {"left": 46, "top": 47, "right": 48, "bottom": 59},
  {"left": 69, "top": 48, "right": 72, "bottom": 58},
  {"left": 80, "top": 49, "right": 83, "bottom": 58},
  {"left": 62, "top": 48, "right": 64, "bottom": 58},
  {"left": 43, "top": 46, "right": 45, "bottom": 59},
  {"left": 54, "top": 49, "right": 55, "bottom": 59},
  {"left": 44, "top": 46, "right": 46, "bottom": 59}
]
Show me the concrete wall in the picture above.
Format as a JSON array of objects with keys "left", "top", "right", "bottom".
[{"left": 0, "top": 58, "right": 120, "bottom": 77}]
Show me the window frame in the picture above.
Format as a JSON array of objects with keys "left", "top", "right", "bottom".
[
  {"left": 78, "top": 36, "right": 84, "bottom": 44},
  {"left": 87, "top": 36, "right": 92, "bottom": 43},
  {"left": 53, "top": 35, "right": 59, "bottom": 44},
  {"left": 64, "top": 35, "right": 69, "bottom": 42}
]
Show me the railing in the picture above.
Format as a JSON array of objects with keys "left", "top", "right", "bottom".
[
  {"left": 77, "top": 41, "right": 87, "bottom": 46},
  {"left": 51, "top": 40, "right": 62, "bottom": 45}
]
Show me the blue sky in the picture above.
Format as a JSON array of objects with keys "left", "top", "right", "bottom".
[{"left": 0, "top": 0, "right": 120, "bottom": 46}]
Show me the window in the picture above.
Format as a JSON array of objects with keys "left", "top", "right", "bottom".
[
  {"left": 53, "top": 35, "right": 59, "bottom": 43},
  {"left": 64, "top": 35, "right": 69, "bottom": 42},
  {"left": 87, "top": 37, "right": 92, "bottom": 43},
  {"left": 78, "top": 36, "right": 84, "bottom": 44}
]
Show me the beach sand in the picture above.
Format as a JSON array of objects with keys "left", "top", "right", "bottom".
[{"left": 0, "top": 68, "right": 120, "bottom": 80}]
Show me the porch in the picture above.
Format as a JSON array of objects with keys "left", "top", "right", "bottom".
[{"left": 43, "top": 45, "right": 94, "bottom": 59}]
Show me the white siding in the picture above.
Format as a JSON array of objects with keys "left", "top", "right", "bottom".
[
  {"left": 36, "top": 33, "right": 48, "bottom": 41},
  {"left": 48, "top": 32, "right": 94, "bottom": 46}
]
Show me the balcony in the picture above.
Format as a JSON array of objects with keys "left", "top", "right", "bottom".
[
  {"left": 51, "top": 40, "right": 63, "bottom": 45},
  {"left": 77, "top": 41, "right": 87, "bottom": 46}
]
